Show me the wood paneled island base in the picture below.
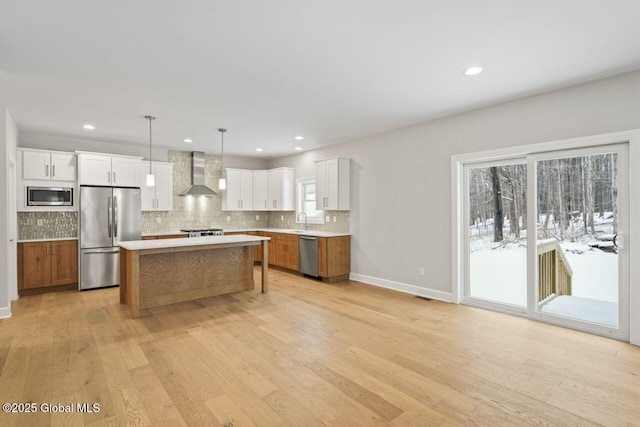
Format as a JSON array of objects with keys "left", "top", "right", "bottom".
[{"left": 119, "top": 235, "right": 269, "bottom": 318}]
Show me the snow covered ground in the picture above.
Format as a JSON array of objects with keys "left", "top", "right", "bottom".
[{"left": 469, "top": 237, "right": 618, "bottom": 325}]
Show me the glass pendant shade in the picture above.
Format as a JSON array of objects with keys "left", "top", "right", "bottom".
[
  {"left": 218, "top": 177, "right": 226, "bottom": 190},
  {"left": 146, "top": 173, "right": 155, "bottom": 187}
]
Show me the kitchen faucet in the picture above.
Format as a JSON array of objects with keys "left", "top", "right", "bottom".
[{"left": 297, "top": 212, "right": 310, "bottom": 230}]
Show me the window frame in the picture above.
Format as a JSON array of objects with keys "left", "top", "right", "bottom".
[{"left": 296, "top": 177, "right": 324, "bottom": 225}]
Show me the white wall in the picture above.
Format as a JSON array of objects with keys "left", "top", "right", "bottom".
[
  {"left": 0, "top": 107, "right": 18, "bottom": 318},
  {"left": 269, "top": 70, "right": 640, "bottom": 300},
  {"left": 223, "top": 155, "right": 268, "bottom": 170}
]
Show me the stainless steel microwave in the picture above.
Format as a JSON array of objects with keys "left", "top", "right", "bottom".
[{"left": 27, "top": 186, "right": 74, "bottom": 206}]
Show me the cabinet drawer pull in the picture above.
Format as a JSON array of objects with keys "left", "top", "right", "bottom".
[
  {"left": 52, "top": 165, "right": 56, "bottom": 177},
  {"left": 45, "top": 164, "right": 49, "bottom": 177}
]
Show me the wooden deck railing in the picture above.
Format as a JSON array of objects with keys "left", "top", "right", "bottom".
[{"left": 537, "top": 239, "right": 573, "bottom": 306}]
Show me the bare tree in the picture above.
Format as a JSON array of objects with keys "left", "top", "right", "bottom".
[
  {"left": 553, "top": 160, "right": 566, "bottom": 239},
  {"left": 490, "top": 166, "right": 504, "bottom": 242}
]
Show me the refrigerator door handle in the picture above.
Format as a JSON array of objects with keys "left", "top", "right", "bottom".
[
  {"left": 114, "top": 196, "right": 118, "bottom": 238},
  {"left": 107, "top": 196, "right": 112, "bottom": 238},
  {"left": 83, "top": 249, "right": 120, "bottom": 254}
]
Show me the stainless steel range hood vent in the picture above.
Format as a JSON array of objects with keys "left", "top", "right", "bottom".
[{"left": 179, "top": 151, "right": 218, "bottom": 197}]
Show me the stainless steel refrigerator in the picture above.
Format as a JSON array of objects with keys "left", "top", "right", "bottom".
[{"left": 79, "top": 186, "right": 141, "bottom": 290}]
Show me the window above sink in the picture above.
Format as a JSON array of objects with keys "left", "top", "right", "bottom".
[{"left": 296, "top": 177, "right": 324, "bottom": 225}]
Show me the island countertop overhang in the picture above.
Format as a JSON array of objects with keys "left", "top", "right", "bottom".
[{"left": 118, "top": 234, "right": 270, "bottom": 251}]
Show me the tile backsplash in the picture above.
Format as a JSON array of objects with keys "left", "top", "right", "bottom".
[
  {"left": 18, "top": 211, "right": 78, "bottom": 240},
  {"left": 267, "top": 211, "right": 349, "bottom": 233}
]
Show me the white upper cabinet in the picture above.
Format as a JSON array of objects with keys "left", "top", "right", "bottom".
[
  {"left": 22, "top": 149, "right": 76, "bottom": 182},
  {"left": 111, "top": 157, "right": 141, "bottom": 187},
  {"left": 252, "top": 170, "right": 269, "bottom": 211},
  {"left": 221, "top": 167, "right": 294, "bottom": 211},
  {"left": 315, "top": 157, "right": 350, "bottom": 210},
  {"left": 223, "top": 168, "right": 253, "bottom": 211},
  {"left": 78, "top": 152, "right": 142, "bottom": 187},
  {"left": 78, "top": 153, "right": 113, "bottom": 186},
  {"left": 268, "top": 168, "right": 295, "bottom": 211},
  {"left": 139, "top": 162, "right": 173, "bottom": 211}
]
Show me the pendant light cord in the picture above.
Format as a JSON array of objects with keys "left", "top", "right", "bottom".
[
  {"left": 145, "top": 116, "right": 156, "bottom": 173},
  {"left": 219, "top": 128, "right": 227, "bottom": 173}
]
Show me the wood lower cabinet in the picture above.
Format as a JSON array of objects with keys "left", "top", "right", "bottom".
[
  {"left": 279, "top": 234, "right": 299, "bottom": 271},
  {"left": 253, "top": 231, "right": 263, "bottom": 262},
  {"left": 51, "top": 240, "right": 78, "bottom": 286},
  {"left": 214, "top": 230, "right": 349, "bottom": 281},
  {"left": 262, "top": 232, "right": 277, "bottom": 266},
  {"left": 18, "top": 240, "right": 78, "bottom": 294},
  {"left": 21, "top": 242, "right": 51, "bottom": 289},
  {"left": 265, "top": 233, "right": 299, "bottom": 271},
  {"left": 318, "top": 236, "right": 350, "bottom": 282}
]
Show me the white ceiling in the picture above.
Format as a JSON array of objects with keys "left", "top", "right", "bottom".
[{"left": 2, "top": 1, "right": 640, "bottom": 158}]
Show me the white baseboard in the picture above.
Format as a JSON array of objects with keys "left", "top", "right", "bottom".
[
  {"left": 349, "top": 273, "right": 453, "bottom": 303},
  {"left": 0, "top": 305, "right": 12, "bottom": 319}
]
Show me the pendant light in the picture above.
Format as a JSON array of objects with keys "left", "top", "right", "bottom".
[
  {"left": 145, "top": 115, "right": 156, "bottom": 187},
  {"left": 218, "top": 128, "right": 227, "bottom": 190}
]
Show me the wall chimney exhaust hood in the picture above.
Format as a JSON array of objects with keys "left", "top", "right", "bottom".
[{"left": 179, "top": 151, "right": 218, "bottom": 197}]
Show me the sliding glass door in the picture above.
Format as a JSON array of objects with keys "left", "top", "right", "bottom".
[
  {"left": 463, "top": 143, "right": 629, "bottom": 339},
  {"left": 463, "top": 159, "right": 527, "bottom": 312},
  {"left": 529, "top": 144, "right": 628, "bottom": 338}
]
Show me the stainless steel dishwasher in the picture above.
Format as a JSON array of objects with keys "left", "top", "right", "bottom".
[{"left": 298, "top": 235, "right": 319, "bottom": 277}]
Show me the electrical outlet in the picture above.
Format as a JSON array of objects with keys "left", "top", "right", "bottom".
[
  {"left": 280, "top": 215, "right": 284, "bottom": 221},
  {"left": 326, "top": 215, "right": 330, "bottom": 222},
  {"left": 226, "top": 216, "right": 231, "bottom": 222},
  {"left": 156, "top": 217, "right": 162, "bottom": 223},
  {"left": 37, "top": 219, "right": 44, "bottom": 226},
  {"left": 419, "top": 267, "right": 425, "bottom": 277},
  {"left": 333, "top": 216, "right": 337, "bottom": 223},
  {"left": 256, "top": 215, "right": 259, "bottom": 221}
]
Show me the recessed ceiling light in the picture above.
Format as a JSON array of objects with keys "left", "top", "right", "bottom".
[
  {"left": 82, "top": 124, "right": 95, "bottom": 130},
  {"left": 184, "top": 138, "right": 193, "bottom": 143},
  {"left": 295, "top": 136, "right": 304, "bottom": 140},
  {"left": 464, "top": 66, "right": 483, "bottom": 76},
  {"left": 294, "top": 147, "right": 303, "bottom": 151},
  {"left": 256, "top": 148, "right": 263, "bottom": 152}
]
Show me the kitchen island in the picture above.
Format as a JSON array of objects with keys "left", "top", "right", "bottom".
[{"left": 118, "top": 234, "right": 269, "bottom": 318}]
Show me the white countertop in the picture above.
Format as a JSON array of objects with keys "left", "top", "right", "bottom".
[
  {"left": 226, "top": 228, "right": 351, "bottom": 237},
  {"left": 17, "top": 237, "right": 78, "bottom": 243},
  {"left": 119, "top": 234, "right": 269, "bottom": 251}
]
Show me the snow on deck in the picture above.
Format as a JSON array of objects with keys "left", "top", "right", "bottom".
[{"left": 539, "top": 295, "right": 618, "bottom": 327}]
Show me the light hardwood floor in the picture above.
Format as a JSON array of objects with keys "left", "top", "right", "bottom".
[{"left": 1, "top": 268, "right": 639, "bottom": 426}]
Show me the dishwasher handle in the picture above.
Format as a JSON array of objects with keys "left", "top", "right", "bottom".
[{"left": 299, "top": 236, "right": 318, "bottom": 240}]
